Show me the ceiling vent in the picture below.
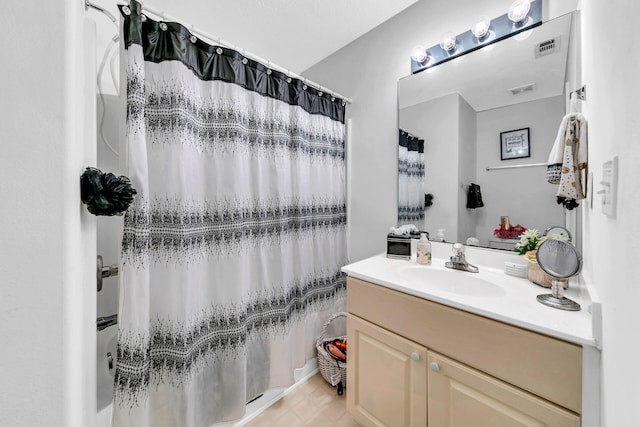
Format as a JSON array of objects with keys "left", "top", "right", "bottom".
[
  {"left": 508, "top": 83, "right": 536, "bottom": 95},
  {"left": 535, "top": 36, "right": 560, "bottom": 58}
]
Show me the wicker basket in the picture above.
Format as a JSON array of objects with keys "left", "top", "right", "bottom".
[
  {"left": 528, "top": 262, "right": 554, "bottom": 288},
  {"left": 316, "top": 312, "right": 347, "bottom": 390}
]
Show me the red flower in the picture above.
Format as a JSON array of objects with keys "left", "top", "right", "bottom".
[{"left": 493, "top": 223, "right": 527, "bottom": 240}]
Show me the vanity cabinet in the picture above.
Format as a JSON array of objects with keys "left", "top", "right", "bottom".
[
  {"left": 348, "top": 314, "right": 427, "bottom": 426},
  {"left": 428, "top": 352, "right": 579, "bottom": 426},
  {"left": 346, "top": 277, "right": 582, "bottom": 427}
]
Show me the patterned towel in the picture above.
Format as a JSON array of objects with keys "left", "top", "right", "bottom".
[{"left": 546, "top": 113, "right": 588, "bottom": 209}]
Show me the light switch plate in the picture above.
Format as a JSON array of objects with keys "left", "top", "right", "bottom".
[{"left": 601, "top": 156, "right": 618, "bottom": 217}]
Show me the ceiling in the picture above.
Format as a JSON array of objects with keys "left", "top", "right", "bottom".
[{"left": 140, "top": 0, "right": 420, "bottom": 73}]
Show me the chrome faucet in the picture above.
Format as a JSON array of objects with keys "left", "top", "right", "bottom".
[
  {"left": 97, "top": 314, "right": 118, "bottom": 331},
  {"left": 445, "top": 243, "right": 479, "bottom": 273}
]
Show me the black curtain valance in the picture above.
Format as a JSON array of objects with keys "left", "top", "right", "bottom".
[
  {"left": 399, "top": 129, "right": 424, "bottom": 153},
  {"left": 119, "top": 1, "right": 345, "bottom": 123}
]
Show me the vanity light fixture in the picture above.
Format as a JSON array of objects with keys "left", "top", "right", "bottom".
[
  {"left": 410, "top": 0, "right": 541, "bottom": 74},
  {"left": 514, "top": 29, "right": 533, "bottom": 41},
  {"left": 411, "top": 45, "right": 428, "bottom": 64},
  {"left": 439, "top": 32, "right": 457, "bottom": 53},
  {"left": 471, "top": 16, "right": 491, "bottom": 39},
  {"left": 508, "top": 0, "right": 532, "bottom": 24}
]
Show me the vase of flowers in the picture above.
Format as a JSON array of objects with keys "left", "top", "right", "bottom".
[
  {"left": 493, "top": 223, "right": 526, "bottom": 240},
  {"left": 514, "top": 229, "right": 565, "bottom": 288}
]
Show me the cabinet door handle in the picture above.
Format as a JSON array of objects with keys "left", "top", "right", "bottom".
[
  {"left": 430, "top": 362, "right": 440, "bottom": 372},
  {"left": 411, "top": 352, "right": 420, "bottom": 362}
]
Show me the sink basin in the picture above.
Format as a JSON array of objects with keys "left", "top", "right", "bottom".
[{"left": 398, "top": 266, "right": 506, "bottom": 298}]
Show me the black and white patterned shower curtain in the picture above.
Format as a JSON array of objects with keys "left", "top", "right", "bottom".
[
  {"left": 113, "top": 3, "right": 347, "bottom": 426},
  {"left": 398, "top": 129, "right": 424, "bottom": 225}
]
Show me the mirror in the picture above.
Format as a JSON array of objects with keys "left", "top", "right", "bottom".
[{"left": 398, "top": 11, "right": 581, "bottom": 250}]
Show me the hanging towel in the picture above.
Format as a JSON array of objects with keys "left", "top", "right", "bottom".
[
  {"left": 546, "top": 113, "right": 588, "bottom": 210},
  {"left": 466, "top": 183, "right": 484, "bottom": 209}
]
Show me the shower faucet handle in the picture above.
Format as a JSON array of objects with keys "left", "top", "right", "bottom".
[{"left": 97, "top": 255, "right": 119, "bottom": 292}]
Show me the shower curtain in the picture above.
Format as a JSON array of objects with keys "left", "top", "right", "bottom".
[
  {"left": 113, "top": 3, "right": 347, "bottom": 426},
  {"left": 398, "top": 129, "right": 424, "bottom": 226}
]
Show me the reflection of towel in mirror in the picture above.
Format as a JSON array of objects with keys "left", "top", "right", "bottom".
[
  {"left": 466, "top": 183, "right": 484, "bottom": 209},
  {"left": 389, "top": 224, "right": 419, "bottom": 236},
  {"left": 546, "top": 113, "right": 588, "bottom": 210}
]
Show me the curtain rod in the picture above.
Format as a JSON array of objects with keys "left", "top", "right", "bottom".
[
  {"left": 122, "top": 1, "right": 353, "bottom": 104},
  {"left": 485, "top": 162, "right": 546, "bottom": 171}
]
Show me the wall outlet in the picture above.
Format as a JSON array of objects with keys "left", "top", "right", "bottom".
[{"left": 600, "top": 156, "right": 618, "bottom": 217}]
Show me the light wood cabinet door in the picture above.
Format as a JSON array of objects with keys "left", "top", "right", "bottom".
[
  {"left": 427, "top": 351, "right": 580, "bottom": 427},
  {"left": 347, "top": 314, "right": 427, "bottom": 427}
]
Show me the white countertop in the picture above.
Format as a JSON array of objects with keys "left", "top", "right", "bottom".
[{"left": 342, "top": 250, "right": 597, "bottom": 347}]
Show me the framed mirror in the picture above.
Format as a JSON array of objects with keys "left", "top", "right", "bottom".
[{"left": 398, "top": 11, "right": 581, "bottom": 251}]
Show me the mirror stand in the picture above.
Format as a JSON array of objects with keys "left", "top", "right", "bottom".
[{"left": 536, "top": 280, "right": 580, "bottom": 311}]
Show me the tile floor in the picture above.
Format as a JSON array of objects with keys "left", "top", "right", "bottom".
[{"left": 244, "top": 373, "right": 360, "bottom": 427}]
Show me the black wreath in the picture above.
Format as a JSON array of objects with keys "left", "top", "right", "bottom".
[{"left": 80, "top": 167, "right": 137, "bottom": 216}]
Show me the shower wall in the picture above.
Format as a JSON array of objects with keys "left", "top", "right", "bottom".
[
  {"left": 96, "top": 94, "right": 123, "bottom": 413},
  {"left": 87, "top": 0, "right": 125, "bottom": 419}
]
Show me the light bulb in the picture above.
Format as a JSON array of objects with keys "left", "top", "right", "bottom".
[
  {"left": 471, "top": 16, "right": 491, "bottom": 39},
  {"left": 439, "top": 32, "right": 456, "bottom": 53},
  {"left": 508, "top": 0, "right": 531, "bottom": 23},
  {"left": 411, "top": 45, "right": 428, "bottom": 63}
]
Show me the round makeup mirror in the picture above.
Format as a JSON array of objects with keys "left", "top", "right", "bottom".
[{"left": 535, "top": 239, "right": 581, "bottom": 311}]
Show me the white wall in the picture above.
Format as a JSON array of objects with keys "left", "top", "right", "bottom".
[
  {"left": 580, "top": 1, "right": 640, "bottom": 426},
  {"left": 88, "top": 0, "right": 121, "bottom": 97},
  {"left": 457, "top": 96, "right": 478, "bottom": 243},
  {"left": 475, "top": 96, "right": 566, "bottom": 246},
  {"left": 0, "top": 1, "right": 96, "bottom": 426},
  {"left": 400, "top": 94, "right": 460, "bottom": 239},
  {"left": 96, "top": 94, "right": 123, "bottom": 412},
  {"left": 304, "top": 0, "right": 514, "bottom": 261},
  {"left": 85, "top": 0, "right": 124, "bottom": 417},
  {"left": 400, "top": 93, "right": 478, "bottom": 243}
]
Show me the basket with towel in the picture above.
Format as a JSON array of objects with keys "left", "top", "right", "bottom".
[{"left": 317, "top": 312, "right": 348, "bottom": 395}]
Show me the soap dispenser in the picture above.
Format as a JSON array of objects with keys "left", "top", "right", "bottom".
[{"left": 416, "top": 233, "right": 432, "bottom": 266}]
